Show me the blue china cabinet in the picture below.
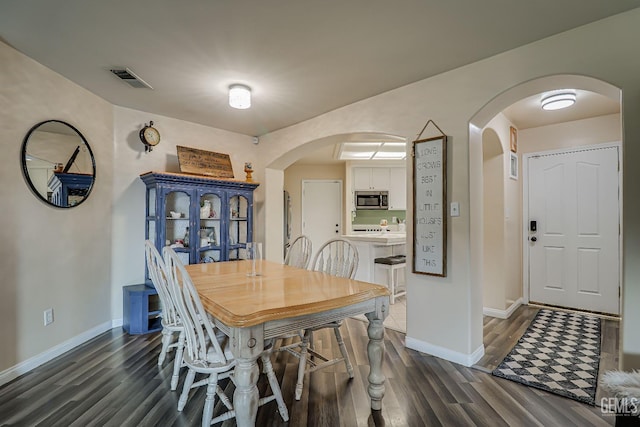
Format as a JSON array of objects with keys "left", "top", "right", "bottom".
[
  {"left": 48, "top": 172, "right": 93, "bottom": 207},
  {"left": 124, "top": 171, "right": 258, "bottom": 334},
  {"left": 140, "top": 171, "right": 259, "bottom": 269}
]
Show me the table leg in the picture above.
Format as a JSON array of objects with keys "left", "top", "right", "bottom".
[
  {"left": 233, "top": 356, "right": 260, "bottom": 426},
  {"left": 365, "top": 309, "right": 386, "bottom": 411},
  {"left": 230, "top": 326, "right": 263, "bottom": 427}
]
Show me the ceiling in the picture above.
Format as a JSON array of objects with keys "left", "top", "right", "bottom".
[
  {"left": 503, "top": 90, "right": 619, "bottom": 130},
  {"left": 0, "top": 1, "right": 635, "bottom": 137},
  {"left": 294, "top": 89, "right": 621, "bottom": 165}
]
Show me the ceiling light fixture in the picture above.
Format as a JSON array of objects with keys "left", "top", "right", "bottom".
[
  {"left": 541, "top": 90, "right": 576, "bottom": 111},
  {"left": 229, "top": 84, "right": 251, "bottom": 109},
  {"left": 338, "top": 141, "right": 407, "bottom": 160}
]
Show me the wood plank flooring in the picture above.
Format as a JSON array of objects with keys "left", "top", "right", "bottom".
[
  {"left": 473, "top": 305, "right": 541, "bottom": 373},
  {"left": 0, "top": 317, "right": 616, "bottom": 426}
]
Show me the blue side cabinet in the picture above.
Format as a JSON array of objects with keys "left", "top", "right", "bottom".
[{"left": 123, "top": 284, "right": 162, "bottom": 334}]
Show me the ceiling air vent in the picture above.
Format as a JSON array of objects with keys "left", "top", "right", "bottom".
[{"left": 109, "top": 67, "right": 153, "bottom": 89}]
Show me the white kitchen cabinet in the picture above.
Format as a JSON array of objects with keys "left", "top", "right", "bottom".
[
  {"left": 353, "top": 167, "right": 390, "bottom": 190},
  {"left": 370, "top": 168, "right": 390, "bottom": 190},
  {"left": 353, "top": 167, "right": 371, "bottom": 190},
  {"left": 388, "top": 167, "right": 406, "bottom": 210}
]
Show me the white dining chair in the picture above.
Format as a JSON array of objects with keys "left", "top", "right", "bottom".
[
  {"left": 276, "top": 235, "right": 313, "bottom": 367},
  {"left": 278, "top": 235, "right": 312, "bottom": 352},
  {"left": 284, "top": 235, "right": 312, "bottom": 269},
  {"left": 310, "top": 238, "right": 359, "bottom": 279},
  {"left": 288, "top": 238, "right": 358, "bottom": 400},
  {"left": 163, "top": 247, "right": 289, "bottom": 425},
  {"left": 144, "top": 240, "right": 185, "bottom": 391}
]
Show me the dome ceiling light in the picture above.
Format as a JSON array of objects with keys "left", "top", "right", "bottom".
[
  {"left": 541, "top": 90, "right": 576, "bottom": 111},
  {"left": 229, "top": 84, "right": 251, "bottom": 109}
]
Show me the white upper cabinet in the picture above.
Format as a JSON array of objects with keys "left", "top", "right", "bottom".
[
  {"left": 353, "top": 167, "right": 390, "bottom": 190},
  {"left": 388, "top": 167, "right": 406, "bottom": 210},
  {"left": 352, "top": 166, "right": 406, "bottom": 210}
]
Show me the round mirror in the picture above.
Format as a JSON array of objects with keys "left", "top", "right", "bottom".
[{"left": 21, "top": 120, "right": 96, "bottom": 208}]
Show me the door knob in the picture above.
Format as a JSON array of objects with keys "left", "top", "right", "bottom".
[{"left": 530, "top": 236, "right": 537, "bottom": 242}]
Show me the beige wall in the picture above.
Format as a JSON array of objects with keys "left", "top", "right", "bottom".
[
  {"left": 110, "top": 107, "right": 254, "bottom": 320},
  {"left": 482, "top": 113, "right": 523, "bottom": 314},
  {"left": 519, "top": 113, "right": 621, "bottom": 154},
  {"left": 482, "top": 127, "right": 507, "bottom": 311},
  {"left": 258, "top": 10, "right": 640, "bottom": 366},
  {"left": 0, "top": 40, "right": 256, "bottom": 377},
  {"left": 283, "top": 164, "right": 346, "bottom": 244},
  {"left": 0, "top": 41, "right": 113, "bottom": 373}
]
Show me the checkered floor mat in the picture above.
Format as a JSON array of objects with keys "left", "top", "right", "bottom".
[{"left": 492, "top": 308, "right": 601, "bottom": 405}]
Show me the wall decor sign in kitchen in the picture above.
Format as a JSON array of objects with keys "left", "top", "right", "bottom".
[{"left": 412, "top": 135, "right": 447, "bottom": 276}]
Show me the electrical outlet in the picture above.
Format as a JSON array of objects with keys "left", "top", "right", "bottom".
[{"left": 44, "top": 308, "right": 54, "bottom": 326}]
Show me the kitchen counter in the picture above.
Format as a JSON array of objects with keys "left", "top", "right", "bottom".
[
  {"left": 342, "top": 233, "right": 406, "bottom": 245},
  {"left": 342, "top": 233, "right": 406, "bottom": 284}
]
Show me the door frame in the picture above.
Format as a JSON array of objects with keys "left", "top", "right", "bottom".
[{"left": 521, "top": 141, "right": 623, "bottom": 313}]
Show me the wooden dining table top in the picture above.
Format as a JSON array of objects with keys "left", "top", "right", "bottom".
[{"left": 185, "top": 260, "right": 390, "bottom": 328}]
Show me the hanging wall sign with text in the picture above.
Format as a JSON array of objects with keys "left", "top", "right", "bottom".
[{"left": 412, "top": 136, "right": 447, "bottom": 276}]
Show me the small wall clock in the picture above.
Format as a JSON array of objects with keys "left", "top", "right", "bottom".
[{"left": 139, "top": 121, "right": 160, "bottom": 152}]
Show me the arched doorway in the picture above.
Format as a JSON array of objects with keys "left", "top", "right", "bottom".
[
  {"left": 263, "top": 132, "right": 407, "bottom": 263},
  {"left": 469, "top": 74, "right": 622, "bottom": 332}
]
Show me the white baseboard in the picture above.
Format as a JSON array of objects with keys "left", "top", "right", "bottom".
[
  {"left": 405, "top": 336, "right": 484, "bottom": 367},
  {"left": 483, "top": 298, "right": 523, "bottom": 319},
  {"left": 112, "top": 318, "right": 123, "bottom": 328},
  {"left": 0, "top": 320, "right": 114, "bottom": 387}
]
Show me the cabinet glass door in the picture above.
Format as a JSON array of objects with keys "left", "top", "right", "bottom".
[
  {"left": 165, "top": 190, "right": 191, "bottom": 265},
  {"left": 198, "top": 192, "right": 222, "bottom": 263},
  {"left": 146, "top": 187, "right": 157, "bottom": 245},
  {"left": 145, "top": 187, "right": 157, "bottom": 284},
  {"left": 228, "top": 194, "right": 249, "bottom": 260}
]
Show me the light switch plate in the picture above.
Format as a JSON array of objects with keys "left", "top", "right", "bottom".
[
  {"left": 450, "top": 202, "right": 460, "bottom": 217},
  {"left": 44, "top": 308, "right": 54, "bottom": 326}
]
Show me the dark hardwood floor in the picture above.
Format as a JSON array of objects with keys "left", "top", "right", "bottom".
[
  {"left": 472, "top": 305, "right": 540, "bottom": 374},
  {"left": 0, "top": 317, "right": 616, "bottom": 426}
]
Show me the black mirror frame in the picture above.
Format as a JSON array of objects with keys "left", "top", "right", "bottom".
[{"left": 21, "top": 119, "right": 96, "bottom": 208}]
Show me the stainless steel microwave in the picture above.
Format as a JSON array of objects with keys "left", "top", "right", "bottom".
[{"left": 355, "top": 191, "right": 388, "bottom": 210}]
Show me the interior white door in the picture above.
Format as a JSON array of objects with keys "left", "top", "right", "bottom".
[
  {"left": 528, "top": 146, "right": 620, "bottom": 314},
  {"left": 302, "top": 180, "right": 343, "bottom": 260}
]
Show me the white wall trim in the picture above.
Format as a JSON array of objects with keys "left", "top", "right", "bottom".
[
  {"left": 405, "top": 337, "right": 484, "bottom": 367},
  {"left": 483, "top": 298, "right": 523, "bottom": 319},
  {"left": 0, "top": 320, "right": 114, "bottom": 387},
  {"left": 112, "top": 318, "right": 123, "bottom": 328},
  {"left": 522, "top": 151, "right": 531, "bottom": 306}
]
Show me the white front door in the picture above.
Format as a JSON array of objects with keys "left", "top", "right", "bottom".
[
  {"left": 528, "top": 146, "right": 620, "bottom": 314},
  {"left": 302, "top": 180, "right": 343, "bottom": 260}
]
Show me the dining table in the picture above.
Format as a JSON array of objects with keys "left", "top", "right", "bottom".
[{"left": 185, "top": 259, "right": 391, "bottom": 427}]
